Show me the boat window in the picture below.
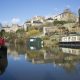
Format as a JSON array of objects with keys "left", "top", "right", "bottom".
[
  {"left": 41, "top": 41, "right": 43, "bottom": 44},
  {"left": 30, "top": 46, "right": 35, "bottom": 50},
  {"left": 77, "top": 36, "right": 80, "bottom": 40},
  {"left": 30, "top": 39, "right": 34, "bottom": 42},
  {"left": 71, "top": 36, "right": 76, "bottom": 41},
  {"left": 62, "top": 37, "right": 68, "bottom": 41}
]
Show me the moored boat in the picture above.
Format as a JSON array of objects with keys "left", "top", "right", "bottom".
[
  {"left": 59, "top": 35, "right": 80, "bottom": 48},
  {"left": 0, "top": 37, "right": 7, "bottom": 51},
  {"left": 27, "top": 37, "right": 44, "bottom": 50}
]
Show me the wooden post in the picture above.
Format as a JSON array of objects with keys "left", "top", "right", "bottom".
[{"left": 78, "top": 8, "right": 80, "bottom": 27}]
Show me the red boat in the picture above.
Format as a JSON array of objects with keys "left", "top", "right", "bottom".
[
  {"left": 0, "top": 38, "right": 5, "bottom": 46},
  {"left": 0, "top": 37, "right": 7, "bottom": 50}
]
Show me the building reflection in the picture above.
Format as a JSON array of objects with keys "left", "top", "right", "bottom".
[
  {"left": 0, "top": 48, "right": 8, "bottom": 75},
  {"left": 26, "top": 50, "right": 44, "bottom": 63},
  {"left": 26, "top": 47, "right": 80, "bottom": 72}
]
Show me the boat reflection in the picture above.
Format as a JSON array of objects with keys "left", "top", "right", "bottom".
[
  {"left": 0, "top": 48, "right": 8, "bottom": 75},
  {"left": 61, "top": 47, "right": 80, "bottom": 55}
]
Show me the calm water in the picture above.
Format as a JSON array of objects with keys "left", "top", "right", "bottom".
[{"left": 0, "top": 44, "right": 80, "bottom": 80}]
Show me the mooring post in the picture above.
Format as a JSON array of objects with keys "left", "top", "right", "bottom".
[{"left": 78, "top": 8, "right": 80, "bottom": 27}]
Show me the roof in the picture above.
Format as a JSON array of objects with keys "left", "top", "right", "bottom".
[{"left": 46, "top": 17, "right": 53, "bottom": 20}]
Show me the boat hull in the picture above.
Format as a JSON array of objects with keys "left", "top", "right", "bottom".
[
  {"left": 0, "top": 46, "right": 7, "bottom": 54},
  {"left": 59, "top": 42, "right": 80, "bottom": 48}
]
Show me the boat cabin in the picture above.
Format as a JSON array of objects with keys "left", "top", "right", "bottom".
[
  {"left": 27, "top": 37, "right": 43, "bottom": 50},
  {"left": 61, "top": 36, "right": 80, "bottom": 42}
]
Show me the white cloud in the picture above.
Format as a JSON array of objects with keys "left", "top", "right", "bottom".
[{"left": 11, "top": 17, "right": 20, "bottom": 24}]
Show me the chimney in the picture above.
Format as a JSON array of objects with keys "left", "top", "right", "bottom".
[{"left": 78, "top": 8, "right": 80, "bottom": 26}]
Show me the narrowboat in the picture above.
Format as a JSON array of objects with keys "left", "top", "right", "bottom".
[
  {"left": 0, "top": 48, "right": 7, "bottom": 75},
  {"left": 0, "top": 37, "right": 7, "bottom": 51},
  {"left": 27, "top": 37, "right": 44, "bottom": 50},
  {"left": 59, "top": 35, "right": 80, "bottom": 48}
]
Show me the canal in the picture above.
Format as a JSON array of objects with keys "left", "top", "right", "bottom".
[{"left": 0, "top": 44, "right": 80, "bottom": 80}]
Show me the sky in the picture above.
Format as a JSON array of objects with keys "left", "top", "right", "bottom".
[{"left": 0, "top": 0, "right": 80, "bottom": 24}]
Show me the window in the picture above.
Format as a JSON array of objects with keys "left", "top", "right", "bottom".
[{"left": 30, "top": 39, "right": 34, "bottom": 42}]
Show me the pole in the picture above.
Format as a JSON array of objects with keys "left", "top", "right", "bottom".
[{"left": 78, "top": 8, "right": 80, "bottom": 27}]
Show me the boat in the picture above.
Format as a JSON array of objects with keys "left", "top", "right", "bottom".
[
  {"left": 27, "top": 37, "right": 44, "bottom": 50},
  {"left": 59, "top": 8, "right": 80, "bottom": 48},
  {"left": 0, "top": 49, "right": 7, "bottom": 75},
  {"left": 61, "top": 47, "right": 80, "bottom": 55},
  {"left": 59, "top": 35, "right": 80, "bottom": 48},
  {"left": 0, "top": 37, "right": 7, "bottom": 51}
]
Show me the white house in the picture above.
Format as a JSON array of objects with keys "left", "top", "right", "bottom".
[
  {"left": 23, "top": 22, "right": 28, "bottom": 31},
  {"left": 53, "top": 9, "right": 77, "bottom": 22},
  {"left": 43, "top": 26, "right": 57, "bottom": 36},
  {"left": 2, "top": 24, "right": 22, "bottom": 32}
]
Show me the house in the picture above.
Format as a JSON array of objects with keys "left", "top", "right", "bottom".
[
  {"left": 32, "top": 16, "right": 45, "bottom": 22},
  {"left": 2, "top": 24, "right": 22, "bottom": 32},
  {"left": 43, "top": 26, "right": 57, "bottom": 36},
  {"left": 10, "top": 24, "right": 22, "bottom": 32},
  {"left": 31, "top": 20, "right": 43, "bottom": 26},
  {"left": 2, "top": 26, "right": 11, "bottom": 32},
  {"left": 45, "top": 17, "right": 54, "bottom": 23},
  {"left": 24, "top": 16, "right": 45, "bottom": 27},
  {"left": 53, "top": 9, "right": 77, "bottom": 22},
  {"left": 23, "top": 22, "right": 28, "bottom": 31}
]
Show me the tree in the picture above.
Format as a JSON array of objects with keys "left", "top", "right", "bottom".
[
  {"left": 0, "top": 29, "right": 5, "bottom": 37},
  {"left": 53, "top": 20, "right": 67, "bottom": 25}
]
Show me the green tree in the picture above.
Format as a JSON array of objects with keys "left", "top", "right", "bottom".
[
  {"left": 0, "top": 29, "right": 5, "bottom": 37},
  {"left": 53, "top": 20, "right": 67, "bottom": 25}
]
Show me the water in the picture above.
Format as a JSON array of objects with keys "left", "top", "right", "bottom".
[{"left": 0, "top": 44, "right": 80, "bottom": 80}]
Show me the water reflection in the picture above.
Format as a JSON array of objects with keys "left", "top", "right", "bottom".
[
  {"left": 2, "top": 43, "right": 80, "bottom": 80},
  {"left": 61, "top": 47, "right": 80, "bottom": 55},
  {"left": 7, "top": 44, "right": 80, "bottom": 63},
  {"left": 0, "top": 48, "right": 8, "bottom": 75},
  {"left": 26, "top": 47, "right": 80, "bottom": 72}
]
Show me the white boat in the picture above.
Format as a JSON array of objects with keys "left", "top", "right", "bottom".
[{"left": 59, "top": 35, "right": 80, "bottom": 48}]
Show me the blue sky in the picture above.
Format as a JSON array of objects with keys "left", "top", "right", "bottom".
[{"left": 0, "top": 0, "right": 80, "bottom": 24}]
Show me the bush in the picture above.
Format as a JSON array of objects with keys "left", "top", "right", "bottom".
[
  {"left": 53, "top": 20, "right": 67, "bottom": 25},
  {"left": 27, "top": 30, "right": 40, "bottom": 37},
  {"left": 42, "top": 36, "right": 49, "bottom": 40}
]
